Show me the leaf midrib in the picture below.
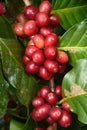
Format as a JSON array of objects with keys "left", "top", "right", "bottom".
[
  {"left": 58, "top": 46, "right": 87, "bottom": 51},
  {"left": 52, "top": 5, "right": 87, "bottom": 12}
]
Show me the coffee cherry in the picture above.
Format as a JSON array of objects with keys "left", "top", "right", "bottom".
[
  {"left": 0, "top": 2, "right": 5, "bottom": 15},
  {"left": 44, "top": 59, "right": 58, "bottom": 74},
  {"left": 13, "top": 23, "right": 24, "bottom": 37},
  {"left": 57, "top": 51, "right": 68, "bottom": 64},
  {"left": 46, "top": 92, "right": 58, "bottom": 105},
  {"left": 32, "top": 103, "right": 51, "bottom": 121},
  {"left": 44, "top": 46, "right": 57, "bottom": 60},
  {"left": 35, "top": 12, "right": 49, "bottom": 27},
  {"left": 46, "top": 116, "right": 55, "bottom": 124},
  {"left": 58, "top": 63, "right": 66, "bottom": 74},
  {"left": 40, "top": 86, "right": 50, "bottom": 99},
  {"left": 27, "top": 39, "right": 35, "bottom": 46},
  {"left": 39, "top": 1, "right": 52, "bottom": 14},
  {"left": 39, "top": 66, "right": 52, "bottom": 80},
  {"left": 32, "top": 50, "right": 45, "bottom": 65},
  {"left": 22, "top": 54, "right": 30, "bottom": 65},
  {"left": 45, "top": 33, "right": 58, "bottom": 47},
  {"left": 25, "top": 61, "right": 39, "bottom": 74},
  {"left": 36, "top": 89, "right": 41, "bottom": 97},
  {"left": 49, "top": 106, "right": 62, "bottom": 121},
  {"left": 32, "top": 96, "right": 45, "bottom": 107},
  {"left": 4, "top": 113, "right": 11, "bottom": 122},
  {"left": 7, "top": 100, "right": 17, "bottom": 109},
  {"left": 49, "top": 14, "right": 60, "bottom": 27},
  {"left": 33, "top": 34, "right": 45, "bottom": 49},
  {"left": 16, "top": 13, "right": 27, "bottom": 23},
  {"left": 58, "top": 110, "right": 72, "bottom": 128},
  {"left": 55, "top": 85, "right": 62, "bottom": 98},
  {"left": 24, "top": 5, "right": 38, "bottom": 20},
  {"left": 24, "top": 20, "right": 38, "bottom": 36},
  {"left": 40, "top": 26, "right": 54, "bottom": 37},
  {"left": 25, "top": 45, "right": 38, "bottom": 59},
  {"left": 62, "top": 101, "right": 71, "bottom": 112}
]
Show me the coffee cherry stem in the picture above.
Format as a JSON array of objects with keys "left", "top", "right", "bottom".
[
  {"left": 57, "top": 97, "right": 69, "bottom": 105},
  {"left": 23, "top": 0, "right": 31, "bottom": 6},
  {"left": 49, "top": 77, "right": 55, "bottom": 92}
]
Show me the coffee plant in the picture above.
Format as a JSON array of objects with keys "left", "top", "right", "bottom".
[{"left": 0, "top": 0, "right": 87, "bottom": 129}]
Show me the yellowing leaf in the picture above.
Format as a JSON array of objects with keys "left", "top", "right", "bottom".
[{"left": 64, "top": 84, "right": 86, "bottom": 97}]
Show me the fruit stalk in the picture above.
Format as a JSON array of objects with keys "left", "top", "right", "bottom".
[
  {"left": 23, "top": 0, "right": 31, "bottom": 6},
  {"left": 50, "top": 77, "right": 55, "bottom": 92},
  {"left": 49, "top": 78, "right": 58, "bottom": 130}
]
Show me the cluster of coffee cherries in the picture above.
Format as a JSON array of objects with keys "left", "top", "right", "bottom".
[
  {"left": 13, "top": 0, "right": 68, "bottom": 80},
  {"left": 31, "top": 85, "right": 72, "bottom": 129},
  {"left": 0, "top": 2, "right": 6, "bottom": 15}
]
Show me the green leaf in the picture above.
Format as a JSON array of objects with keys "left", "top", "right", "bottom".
[
  {"left": 62, "top": 59, "right": 87, "bottom": 124},
  {"left": 0, "top": 15, "right": 16, "bottom": 39},
  {"left": 0, "top": 62, "right": 9, "bottom": 116},
  {"left": 10, "top": 119, "right": 24, "bottom": 130},
  {"left": 58, "top": 19, "right": 87, "bottom": 66},
  {"left": 0, "top": 38, "right": 38, "bottom": 107},
  {"left": 52, "top": 0, "right": 87, "bottom": 30},
  {"left": 23, "top": 116, "right": 37, "bottom": 130}
]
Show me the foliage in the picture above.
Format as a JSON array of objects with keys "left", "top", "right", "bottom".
[{"left": 0, "top": 0, "right": 87, "bottom": 129}]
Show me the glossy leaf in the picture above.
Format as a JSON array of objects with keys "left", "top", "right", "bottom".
[
  {"left": 0, "top": 63, "right": 9, "bottom": 116},
  {"left": 23, "top": 116, "right": 37, "bottom": 130},
  {"left": 58, "top": 19, "right": 87, "bottom": 66},
  {"left": 0, "top": 16, "right": 16, "bottom": 39},
  {"left": 0, "top": 38, "right": 38, "bottom": 107},
  {"left": 62, "top": 59, "right": 87, "bottom": 124},
  {"left": 10, "top": 119, "right": 24, "bottom": 130},
  {"left": 52, "top": 0, "right": 87, "bottom": 30}
]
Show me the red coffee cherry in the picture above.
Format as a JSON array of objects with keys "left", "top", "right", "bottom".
[
  {"left": 0, "top": 2, "right": 5, "bottom": 15},
  {"left": 25, "top": 61, "right": 39, "bottom": 74},
  {"left": 24, "top": 20, "right": 38, "bottom": 36},
  {"left": 46, "top": 116, "right": 55, "bottom": 125},
  {"left": 45, "top": 33, "right": 58, "bottom": 47},
  {"left": 55, "top": 85, "right": 62, "bottom": 98},
  {"left": 32, "top": 103, "right": 51, "bottom": 121},
  {"left": 44, "top": 46, "right": 57, "bottom": 60},
  {"left": 33, "top": 34, "right": 45, "bottom": 49},
  {"left": 27, "top": 39, "right": 35, "bottom": 46},
  {"left": 58, "top": 110, "right": 72, "bottom": 128},
  {"left": 39, "top": 66, "right": 52, "bottom": 80},
  {"left": 44, "top": 59, "right": 58, "bottom": 74},
  {"left": 49, "top": 106, "right": 62, "bottom": 121},
  {"left": 40, "top": 86, "right": 51, "bottom": 99},
  {"left": 13, "top": 23, "right": 24, "bottom": 37},
  {"left": 46, "top": 92, "right": 58, "bottom": 105},
  {"left": 35, "top": 12, "right": 49, "bottom": 27},
  {"left": 57, "top": 51, "right": 69, "bottom": 64},
  {"left": 62, "top": 101, "right": 71, "bottom": 112},
  {"left": 32, "top": 50, "right": 45, "bottom": 65},
  {"left": 22, "top": 54, "right": 30, "bottom": 65},
  {"left": 58, "top": 63, "right": 67, "bottom": 74},
  {"left": 32, "top": 96, "right": 45, "bottom": 107},
  {"left": 49, "top": 14, "right": 60, "bottom": 27},
  {"left": 24, "top": 5, "right": 38, "bottom": 20},
  {"left": 39, "top": 0, "right": 52, "bottom": 14},
  {"left": 25, "top": 45, "right": 38, "bottom": 59},
  {"left": 40, "top": 26, "right": 54, "bottom": 37}
]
